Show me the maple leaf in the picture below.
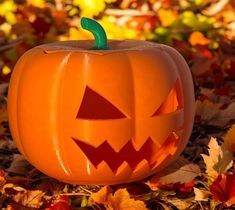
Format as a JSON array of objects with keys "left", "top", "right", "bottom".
[
  {"left": 189, "top": 31, "right": 210, "bottom": 46},
  {"left": 201, "top": 137, "right": 233, "bottom": 180},
  {"left": 224, "top": 124, "right": 235, "bottom": 152},
  {"left": 107, "top": 188, "right": 147, "bottom": 210},
  {"left": 210, "top": 171, "right": 235, "bottom": 206},
  {"left": 90, "top": 186, "right": 147, "bottom": 210}
]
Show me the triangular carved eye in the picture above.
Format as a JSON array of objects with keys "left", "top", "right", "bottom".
[
  {"left": 77, "top": 86, "right": 126, "bottom": 119},
  {"left": 152, "top": 80, "right": 183, "bottom": 116}
]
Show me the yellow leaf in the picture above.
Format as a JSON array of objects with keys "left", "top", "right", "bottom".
[
  {"left": 73, "top": 0, "right": 107, "bottom": 17},
  {"left": 224, "top": 124, "right": 235, "bottom": 153},
  {"left": 27, "top": 0, "right": 45, "bottom": 8},
  {"left": 194, "top": 187, "right": 209, "bottom": 201},
  {"left": 201, "top": 137, "right": 233, "bottom": 180},
  {"left": 189, "top": 31, "right": 210, "bottom": 46},
  {"left": 107, "top": 188, "right": 147, "bottom": 210}
]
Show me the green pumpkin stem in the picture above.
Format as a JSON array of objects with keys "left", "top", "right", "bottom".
[{"left": 81, "top": 17, "right": 110, "bottom": 50}]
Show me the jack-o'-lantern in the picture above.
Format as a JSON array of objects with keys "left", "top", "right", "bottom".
[{"left": 7, "top": 18, "right": 195, "bottom": 184}]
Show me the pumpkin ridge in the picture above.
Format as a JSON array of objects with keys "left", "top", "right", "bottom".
[{"left": 55, "top": 52, "right": 73, "bottom": 176}]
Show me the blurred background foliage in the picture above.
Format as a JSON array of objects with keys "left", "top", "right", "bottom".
[{"left": 0, "top": 0, "right": 234, "bottom": 86}]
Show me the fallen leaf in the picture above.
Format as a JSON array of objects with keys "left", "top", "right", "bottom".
[
  {"left": 46, "top": 195, "right": 72, "bottom": 210},
  {"left": 201, "top": 137, "right": 233, "bottom": 180},
  {"left": 147, "top": 157, "right": 200, "bottom": 188},
  {"left": 6, "top": 154, "right": 31, "bottom": 175},
  {"left": 194, "top": 187, "right": 210, "bottom": 201},
  {"left": 90, "top": 186, "right": 147, "bottom": 210},
  {"left": 210, "top": 102, "right": 235, "bottom": 126},
  {"left": 210, "top": 171, "right": 235, "bottom": 207},
  {"left": 153, "top": 182, "right": 195, "bottom": 193},
  {"left": 165, "top": 197, "right": 193, "bottom": 209},
  {"left": 107, "top": 188, "right": 147, "bottom": 210},
  {"left": 224, "top": 124, "right": 235, "bottom": 152},
  {"left": 90, "top": 185, "right": 111, "bottom": 206},
  {"left": 12, "top": 189, "right": 45, "bottom": 208},
  {"left": 195, "top": 100, "right": 220, "bottom": 123}
]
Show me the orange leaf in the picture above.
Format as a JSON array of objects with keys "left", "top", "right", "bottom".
[
  {"left": 224, "top": 124, "right": 235, "bottom": 153},
  {"left": 107, "top": 188, "right": 147, "bottom": 210},
  {"left": 91, "top": 186, "right": 147, "bottom": 210},
  {"left": 158, "top": 9, "right": 178, "bottom": 27},
  {"left": 90, "top": 185, "right": 112, "bottom": 206},
  {"left": 189, "top": 32, "right": 210, "bottom": 46}
]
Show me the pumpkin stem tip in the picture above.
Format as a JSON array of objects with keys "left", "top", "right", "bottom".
[{"left": 80, "top": 17, "right": 110, "bottom": 50}]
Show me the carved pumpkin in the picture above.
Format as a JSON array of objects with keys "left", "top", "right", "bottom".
[{"left": 8, "top": 18, "right": 195, "bottom": 184}]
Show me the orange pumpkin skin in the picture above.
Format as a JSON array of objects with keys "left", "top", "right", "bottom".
[{"left": 8, "top": 40, "right": 195, "bottom": 184}]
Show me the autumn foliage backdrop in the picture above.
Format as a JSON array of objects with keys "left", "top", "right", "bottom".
[{"left": 0, "top": 0, "right": 235, "bottom": 209}]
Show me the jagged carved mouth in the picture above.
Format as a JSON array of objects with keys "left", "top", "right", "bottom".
[{"left": 72, "top": 131, "right": 181, "bottom": 173}]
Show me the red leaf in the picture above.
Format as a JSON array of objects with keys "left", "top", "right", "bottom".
[
  {"left": 156, "top": 181, "right": 195, "bottom": 193},
  {"left": 46, "top": 195, "right": 72, "bottom": 210},
  {"left": 210, "top": 170, "right": 235, "bottom": 206}
]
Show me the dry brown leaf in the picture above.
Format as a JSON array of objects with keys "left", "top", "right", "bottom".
[
  {"left": 147, "top": 157, "right": 200, "bottom": 189},
  {"left": 201, "top": 137, "right": 233, "bottom": 180},
  {"left": 210, "top": 102, "right": 235, "bottom": 126},
  {"left": 224, "top": 124, "right": 235, "bottom": 152},
  {"left": 165, "top": 197, "right": 193, "bottom": 209},
  {"left": 194, "top": 187, "right": 210, "bottom": 201},
  {"left": 6, "top": 154, "right": 31, "bottom": 175},
  {"left": 196, "top": 100, "right": 220, "bottom": 123}
]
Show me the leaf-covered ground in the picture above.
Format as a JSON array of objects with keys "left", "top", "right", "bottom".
[{"left": 0, "top": 0, "right": 235, "bottom": 209}]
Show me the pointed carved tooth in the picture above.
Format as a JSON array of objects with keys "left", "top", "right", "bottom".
[
  {"left": 131, "top": 159, "right": 151, "bottom": 180},
  {"left": 108, "top": 137, "right": 132, "bottom": 153},
  {"left": 115, "top": 161, "right": 133, "bottom": 177},
  {"left": 131, "top": 134, "right": 152, "bottom": 151}
]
